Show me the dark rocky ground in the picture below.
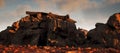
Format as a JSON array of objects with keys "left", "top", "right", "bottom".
[{"left": 0, "top": 45, "right": 119, "bottom": 53}]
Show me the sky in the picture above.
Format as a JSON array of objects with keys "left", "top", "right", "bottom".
[{"left": 0, "top": 0, "right": 120, "bottom": 31}]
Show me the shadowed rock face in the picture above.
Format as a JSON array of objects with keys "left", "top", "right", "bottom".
[
  {"left": 87, "top": 13, "right": 120, "bottom": 49},
  {"left": 107, "top": 13, "right": 120, "bottom": 30},
  {"left": 0, "top": 11, "right": 86, "bottom": 46}
]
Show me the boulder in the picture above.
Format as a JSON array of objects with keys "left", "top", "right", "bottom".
[{"left": 86, "top": 13, "right": 120, "bottom": 49}]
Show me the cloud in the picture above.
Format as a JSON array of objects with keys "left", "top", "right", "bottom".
[
  {"left": 35, "top": 0, "right": 120, "bottom": 12},
  {"left": 35, "top": 0, "right": 98, "bottom": 12},
  {"left": 105, "top": 0, "right": 120, "bottom": 4},
  {"left": 0, "top": 5, "right": 32, "bottom": 31},
  {"left": 60, "top": 0, "right": 98, "bottom": 12},
  {"left": 0, "top": 0, "right": 5, "bottom": 8},
  {"left": 8, "top": 5, "right": 32, "bottom": 17},
  {"left": 34, "top": 0, "right": 62, "bottom": 13}
]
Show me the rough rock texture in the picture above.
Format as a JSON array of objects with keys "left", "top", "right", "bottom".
[
  {"left": 0, "top": 45, "right": 119, "bottom": 53},
  {"left": 0, "top": 11, "right": 86, "bottom": 46},
  {"left": 86, "top": 13, "right": 120, "bottom": 49}
]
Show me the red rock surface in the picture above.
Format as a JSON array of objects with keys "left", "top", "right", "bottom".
[{"left": 0, "top": 45, "right": 119, "bottom": 53}]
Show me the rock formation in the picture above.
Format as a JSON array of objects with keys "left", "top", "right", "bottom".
[
  {"left": 86, "top": 13, "right": 120, "bottom": 49},
  {"left": 1, "top": 11, "right": 120, "bottom": 49},
  {"left": 0, "top": 11, "right": 87, "bottom": 46}
]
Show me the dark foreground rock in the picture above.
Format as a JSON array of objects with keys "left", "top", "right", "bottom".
[{"left": 0, "top": 11, "right": 87, "bottom": 46}]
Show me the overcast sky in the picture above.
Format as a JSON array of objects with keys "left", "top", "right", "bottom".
[{"left": 0, "top": 0, "right": 120, "bottom": 31}]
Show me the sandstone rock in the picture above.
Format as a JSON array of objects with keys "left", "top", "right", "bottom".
[
  {"left": 0, "top": 11, "right": 85, "bottom": 47},
  {"left": 1, "top": 11, "right": 120, "bottom": 49},
  {"left": 87, "top": 13, "right": 120, "bottom": 49}
]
